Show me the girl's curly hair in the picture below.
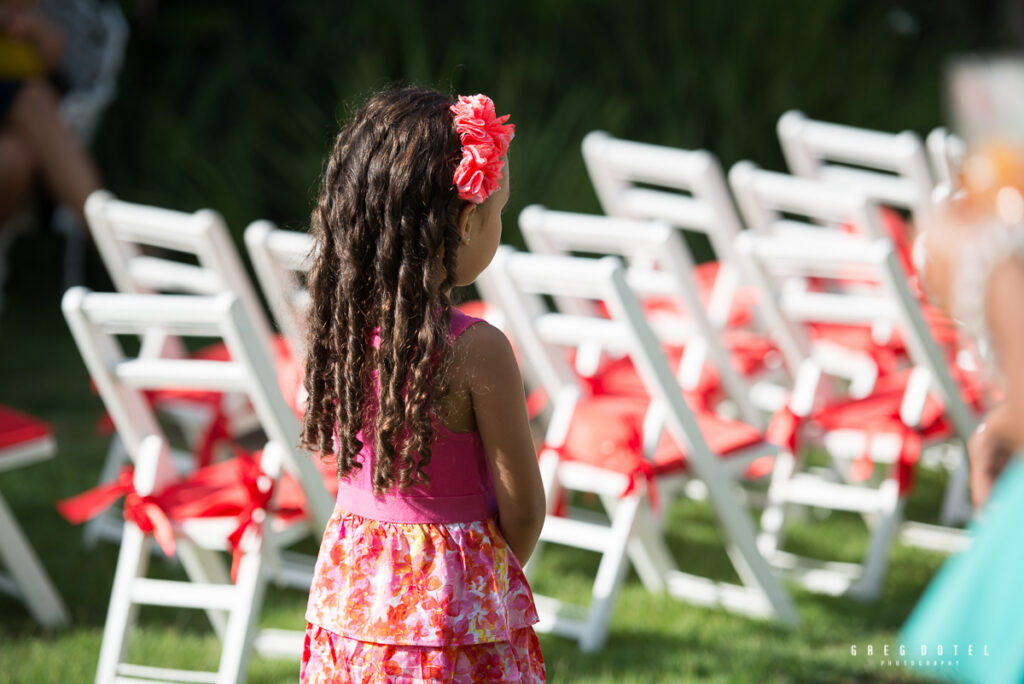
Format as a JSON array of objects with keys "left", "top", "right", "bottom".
[{"left": 300, "top": 88, "right": 464, "bottom": 494}]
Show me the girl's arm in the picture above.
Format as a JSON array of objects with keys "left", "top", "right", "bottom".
[
  {"left": 463, "top": 322, "right": 546, "bottom": 564},
  {"left": 967, "top": 258, "right": 1024, "bottom": 508}
]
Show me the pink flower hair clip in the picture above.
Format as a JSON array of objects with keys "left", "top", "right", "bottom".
[{"left": 450, "top": 94, "right": 515, "bottom": 204}]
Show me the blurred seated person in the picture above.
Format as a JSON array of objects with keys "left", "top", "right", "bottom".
[
  {"left": 921, "top": 142, "right": 1024, "bottom": 510},
  {"left": 0, "top": 0, "right": 102, "bottom": 228}
]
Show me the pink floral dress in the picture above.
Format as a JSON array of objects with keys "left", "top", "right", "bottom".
[{"left": 302, "top": 310, "right": 545, "bottom": 683}]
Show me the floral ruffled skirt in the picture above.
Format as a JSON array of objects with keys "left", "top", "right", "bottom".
[
  {"left": 303, "top": 508, "right": 545, "bottom": 683},
  {"left": 301, "top": 624, "right": 545, "bottom": 683}
]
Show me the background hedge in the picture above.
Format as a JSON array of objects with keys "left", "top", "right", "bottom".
[{"left": 95, "top": 1, "right": 1012, "bottom": 247}]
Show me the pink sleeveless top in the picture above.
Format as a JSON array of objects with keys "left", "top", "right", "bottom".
[
  {"left": 334, "top": 309, "right": 497, "bottom": 523},
  {"left": 305, "top": 308, "right": 540, "bottom": 647}
]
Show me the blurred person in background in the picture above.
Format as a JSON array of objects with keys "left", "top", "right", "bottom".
[
  {"left": 0, "top": 0, "right": 102, "bottom": 228},
  {"left": 902, "top": 141, "right": 1024, "bottom": 684},
  {"left": 920, "top": 143, "right": 1024, "bottom": 509}
]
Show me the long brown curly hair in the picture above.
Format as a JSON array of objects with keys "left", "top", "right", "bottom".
[{"left": 300, "top": 88, "right": 465, "bottom": 493}]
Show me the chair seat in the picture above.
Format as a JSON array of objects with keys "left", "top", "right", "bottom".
[
  {"left": 556, "top": 395, "right": 764, "bottom": 479},
  {"left": 779, "top": 369, "right": 972, "bottom": 494},
  {"left": 815, "top": 365, "right": 980, "bottom": 439},
  {"left": 577, "top": 329, "right": 774, "bottom": 406}
]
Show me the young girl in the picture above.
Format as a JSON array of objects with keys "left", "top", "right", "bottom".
[{"left": 299, "top": 88, "right": 547, "bottom": 683}]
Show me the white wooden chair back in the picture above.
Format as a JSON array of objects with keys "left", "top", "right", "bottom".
[
  {"left": 776, "top": 110, "right": 936, "bottom": 223},
  {"left": 61, "top": 288, "right": 332, "bottom": 528},
  {"left": 581, "top": 131, "right": 744, "bottom": 327},
  {"left": 518, "top": 205, "right": 761, "bottom": 426},
  {"left": 734, "top": 234, "right": 977, "bottom": 440},
  {"left": 728, "top": 160, "right": 888, "bottom": 241},
  {"left": 84, "top": 190, "right": 274, "bottom": 354},
  {"left": 727, "top": 163, "right": 900, "bottom": 388},
  {"left": 244, "top": 221, "right": 315, "bottom": 360}
]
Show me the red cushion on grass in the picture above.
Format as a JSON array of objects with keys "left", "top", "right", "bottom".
[
  {"left": 556, "top": 395, "right": 763, "bottom": 478},
  {"left": 575, "top": 329, "right": 774, "bottom": 406},
  {"left": 0, "top": 405, "right": 52, "bottom": 450}
]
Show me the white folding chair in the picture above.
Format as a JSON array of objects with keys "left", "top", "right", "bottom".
[
  {"left": 728, "top": 163, "right": 979, "bottom": 528},
  {"left": 728, "top": 160, "right": 908, "bottom": 396},
  {"left": 61, "top": 287, "right": 334, "bottom": 684},
  {"left": 518, "top": 205, "right": 766, "bottom": 428},
  {"left": 84, "top": 191, "right": 298, "bottom": 545},
  {"left": 582, "top": 131, "right": 752, "bottom": 331},
  {"left": 85, "top": 191, "right": 274, "bottom": 348},
  {"left": 776, "top": 110, "right": 936, "bottom": 227},
  {"left": 734, "top": 233, "right": 980, "bottom": 599},
  {"left": 487, "top": 247, "right": 797, "bottom": 652},
  {"left": 0, "top": 406, "right": 69, "bottom": 629}
]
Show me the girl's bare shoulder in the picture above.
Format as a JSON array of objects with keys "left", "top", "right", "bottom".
[
  {"left": 450, "top": 320, "right": 519, "bottom": 383},
  {"left": 436, "top": 320, "right": 518, "bottom": 433}
]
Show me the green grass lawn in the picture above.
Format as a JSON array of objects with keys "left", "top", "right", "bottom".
[{"left": 0, "top": 231, "right": 945, "bottom": 683}]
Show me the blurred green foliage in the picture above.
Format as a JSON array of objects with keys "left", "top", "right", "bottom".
[{"left": 96, "top": 1, "right": 1007, "bottom": 242}]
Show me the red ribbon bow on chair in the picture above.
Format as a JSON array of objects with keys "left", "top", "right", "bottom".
[
  {"left": 123, "top": 491, "right": 177, "bottom": 556},
  {"left": 765, "top": 405, "right": 803, "bottom": 453},
  {"left": 618, "top": 425, "right": 661, "bottom": 511},
  {"left": 225, "top": 458, "right": 276, "bottom": 583},
  {"left": 56, "top": 466, "right": 177, "bottom": 555},
  {"left": 56, "top": 466, "right": 135, "bottom": 524}
]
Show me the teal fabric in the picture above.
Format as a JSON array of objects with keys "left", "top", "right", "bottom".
[{"left": 901, "top": 458, "right": 1024, "bottom": 684}]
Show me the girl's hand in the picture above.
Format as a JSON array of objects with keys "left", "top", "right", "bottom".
[{"left": 968, "top": 404, "right": 1016, "bottom": 510}]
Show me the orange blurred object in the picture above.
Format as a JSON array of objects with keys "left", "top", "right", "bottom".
[{"left": 960, "top": 141, "right": 1024, "bottom": 224}]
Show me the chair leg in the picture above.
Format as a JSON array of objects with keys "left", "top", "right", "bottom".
[
  {"left": 215, "top": 542, "right": 268, "bottom": 684},
  {"left": 54, "top": 207, "right": 86, "bottom": 290},
  {"left": 702, "top": 462, "right": 799, "bottom": 625},
  {"left": 580, "top": 493, "right": 643, "bottom": 653},
  {"left": 850, "top": 480, "right": 904, "bottom": 600},
  {"left": 95, "top": 523, "right": 150, "bottom": 684},
  {"left": 600, "top": 492, "right": 673, "bottom": 594},
  {"left": 758, "top": 449, "right": 796, "bottom": 558},
  {"left": 0, "top": 490, "right": 69, "bottom": 628}
]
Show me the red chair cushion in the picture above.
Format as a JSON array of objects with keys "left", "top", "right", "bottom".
[
  {"left": 0, "top": 405, "right": 52, "bottom": 451},
  {"left": 556, "top": 395, "right": 764, "bottom": 478}
]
